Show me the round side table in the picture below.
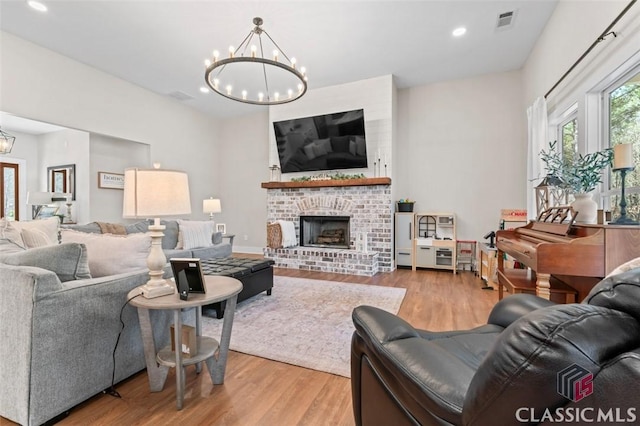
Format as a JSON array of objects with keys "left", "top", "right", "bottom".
[{"left": 128, "top": 275, "right": 242, "bottom": 410}]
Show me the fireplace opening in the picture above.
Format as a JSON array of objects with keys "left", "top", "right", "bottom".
[{"left": 300, "top": 215, "right": 350, "bottom": 249}]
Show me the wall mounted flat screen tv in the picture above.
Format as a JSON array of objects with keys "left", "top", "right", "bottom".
[{"left": 273, "top": 109, "right": 368, "bottom": 173}]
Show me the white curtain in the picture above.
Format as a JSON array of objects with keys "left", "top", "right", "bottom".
[{"left": 526, "top": 96, "right": 548, "bottom": 220}]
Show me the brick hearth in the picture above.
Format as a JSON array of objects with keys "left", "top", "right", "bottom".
[{"left": 262, "top": 179, "right": 393, "bottom": 276}]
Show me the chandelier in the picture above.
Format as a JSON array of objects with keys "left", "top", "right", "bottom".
[
  {"left": 204, "top": 17, "right": 308, "bottom": 106},
  {"left": 0, "top": 128, "right": 16, "bottom": 154}
]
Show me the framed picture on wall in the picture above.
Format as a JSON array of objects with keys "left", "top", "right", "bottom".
[
  {"left": 98, "top": 172, "right": 125, "bottom": 190},
  {"left": 216, "top": 223, "right": 227, "bottom": 234}
]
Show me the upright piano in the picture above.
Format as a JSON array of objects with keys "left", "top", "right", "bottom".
[{"left": 496, "top": 207, "right": 640, "bottom": 303}]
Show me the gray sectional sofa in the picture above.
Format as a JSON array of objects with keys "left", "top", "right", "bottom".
[
  {"left": 65, "top": 219, "right": 233, "bottom": 260},
  {"left": 0, "top": 219, "right": 231, "bottom": 425}
]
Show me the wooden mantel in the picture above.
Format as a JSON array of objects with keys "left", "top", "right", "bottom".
[{"left": 261, "top": 177, "right": 391, "bottom": 189}]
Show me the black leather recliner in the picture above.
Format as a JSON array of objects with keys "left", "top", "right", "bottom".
[{"left": 351, "top": 269, "right": 640, "bottom": 425}]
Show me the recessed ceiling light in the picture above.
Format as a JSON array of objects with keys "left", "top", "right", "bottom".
[
  {"left": 200, "top": 87, "right": 210, "bottom": 93},
  {"left": 28, "top": 1, "right": 47, "bottom": 12},
  {"left": 452, "top": 27, "right": 467, "bottom": 37}
]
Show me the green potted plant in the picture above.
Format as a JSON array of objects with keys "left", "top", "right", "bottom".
[{"left": 540, "top": 141, "right": 613, "bottom": 223}]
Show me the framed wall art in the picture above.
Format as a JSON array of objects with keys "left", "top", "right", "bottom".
[{"left": 98, "top": 172, "right": 125, "bottom": 190}]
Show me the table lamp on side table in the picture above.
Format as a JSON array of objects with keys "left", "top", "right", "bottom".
[
  {"left": 203, "top": 197, "right": 221, "bottom": 221},
  {"left": 123, "top": 166, "right": 192, "bottom": 298}
]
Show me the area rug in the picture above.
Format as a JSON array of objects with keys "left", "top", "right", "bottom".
[{"left": 201, "top": 276, "right": 406, "bottom": 378}]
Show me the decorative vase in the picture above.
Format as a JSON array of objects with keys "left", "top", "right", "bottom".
[{"left": 572, "top": 193, "right": 598, "bottom": 224}]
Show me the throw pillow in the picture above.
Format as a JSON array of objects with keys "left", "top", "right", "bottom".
[
  {"left": 125, "top": 220, "right": 179, "bottom": 250},
  {"left": 0, "top": 218, "right": 25, "bottom": 249},
  {"left": 21, "top": 228, "right": 54, "bottom": 248},
  {"left": 60, "top": 229, "right": 151, "bottom": 278},
  {"left": 330, "top": 136, "right": 350, "bottom": 153},
  {"left": 8, "top": 217, "right": 59, "bottom": 248},
  {"left": 212, "top": 231, "right": 223, "bottom": 245},
  {"left": 1, "top": 243, "right": 91, "bottom": 282},
  {"left": 312, "top": 140, "right": 329, "bottom": 157},
  {"left": 0, "top": 238, "right": 26, "bottom": 256},
  {"left": 349, "top": 140, "right": 357, "bottom": 156},
  {"left": 304, "top": 143, "right": 316, "bottom": 160},
  {"left": 177, "top": 220, "right": 215, "bottom": 250},
  {"left": 317, "top": 137, "right": 333, "bottom": 154},
  {"left": 175, "top": 231, "right": 184, "bottom": 249}
]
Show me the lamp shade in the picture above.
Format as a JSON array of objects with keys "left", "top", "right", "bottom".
[
  {"left": 203, "top": 198, "right": 222, "bottom": 214},
  {"left": 26, "top": 191, "right": 56, "bottom": 205},
  {"left": 614, "top": 143, "right": 634, "bottom": 169},
  {"left": 122, "top": 168, "right": 191, "bottom": 218}
]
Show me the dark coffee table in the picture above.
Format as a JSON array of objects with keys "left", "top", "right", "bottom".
[{"left": 200, "top": 257, "right": 275, "bottom": 318}]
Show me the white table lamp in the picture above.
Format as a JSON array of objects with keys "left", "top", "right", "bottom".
[
  {"left": 26, "top": 191, "right": 72, "bottom": 219},
  {"left": 203, "top": 198, "right": 221, "bottom": 220},
  {"left": 123, "top": 167, "right": 192, "bottom": 298}
]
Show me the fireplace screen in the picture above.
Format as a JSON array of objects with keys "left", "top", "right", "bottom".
[{"left": 299, "top": 215, "right": 350, "bottom": 249}]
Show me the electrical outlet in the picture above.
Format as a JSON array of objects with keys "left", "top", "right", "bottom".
[{"left": 244, "top": 234, "right": 248, "bottom": 241}]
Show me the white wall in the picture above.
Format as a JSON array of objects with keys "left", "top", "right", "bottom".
[
  {"left": 89, "top": 134, "right": 150, "bottom": 222},
  {"left": 216, "top": 111, "right": 270, "bottom": 253},
  {"left": 269, "top": 75, "right": 395, "bottom": 180},
  {"left": 38, "top": 129, "right": 91, "bottom": 223},
  {"left": 0, "top": 31, "right": 221, "bottom": 220},
  {"left": 396, "top": 70, "right": 526, "bottom": 241}
]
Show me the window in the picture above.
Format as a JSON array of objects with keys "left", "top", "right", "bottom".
[
  {"left": 1, "top": 162, "right": 19, "bottom": 221},
  {"left": 604, "top": 67, "right": 640, "bottom": 221},
  {"left": 560, "top": 117, "right": 578, "bottom": 164}
]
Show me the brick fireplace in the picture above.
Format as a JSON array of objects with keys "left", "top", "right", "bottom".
[{"left": 262, "top": 178, "right": 393, "bottom": 276}]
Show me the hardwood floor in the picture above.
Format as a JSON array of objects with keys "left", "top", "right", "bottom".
[{"left": 4, "top": 266, "right": 498, "bottom": 426}]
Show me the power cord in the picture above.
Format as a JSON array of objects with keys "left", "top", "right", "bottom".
[{"left": 103, "top": 293, "right": 141, "bottom": 398}]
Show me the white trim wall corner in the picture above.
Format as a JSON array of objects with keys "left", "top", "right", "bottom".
[{"left": 527, "top": 96, "right": 548, "bottom": 220}]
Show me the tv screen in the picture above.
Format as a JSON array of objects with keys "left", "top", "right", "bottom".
[{"left": 273, "top": 109, "right": 368, "bottom": 173}]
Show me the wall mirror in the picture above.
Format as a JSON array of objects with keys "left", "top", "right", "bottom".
[{"left": 47, "top": 164, "right": 76, "bottom": 200}]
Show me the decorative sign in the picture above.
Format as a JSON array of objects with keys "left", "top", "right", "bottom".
[
  {"left": 500, "top": 209, "right": 527, "bottom": 221},
  {"left": 98, "top": 172, "right": 125, "bottom": 190}
]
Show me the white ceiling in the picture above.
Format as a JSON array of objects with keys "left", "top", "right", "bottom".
[{"left": 0, "top": 0, "right": 558, "bottom": 119}]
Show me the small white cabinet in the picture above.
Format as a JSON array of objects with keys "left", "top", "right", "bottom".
[
  {"left": 415, "top": 245, "right": 435, "bottom": 268},
  {"left": 394, "top": 213, "right": 414, "bottom": 267}
]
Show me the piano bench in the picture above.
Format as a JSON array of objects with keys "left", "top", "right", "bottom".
[{"left": 497, "top": 269, "right": 578, "bottom": 304}]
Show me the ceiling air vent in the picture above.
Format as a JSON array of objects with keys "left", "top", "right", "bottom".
[
  {"left": 496, "top": 10, "right": 516, "bottom": 30},
  {"left": 167, "top": 91, "right": 194, "bottom": 101}
]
